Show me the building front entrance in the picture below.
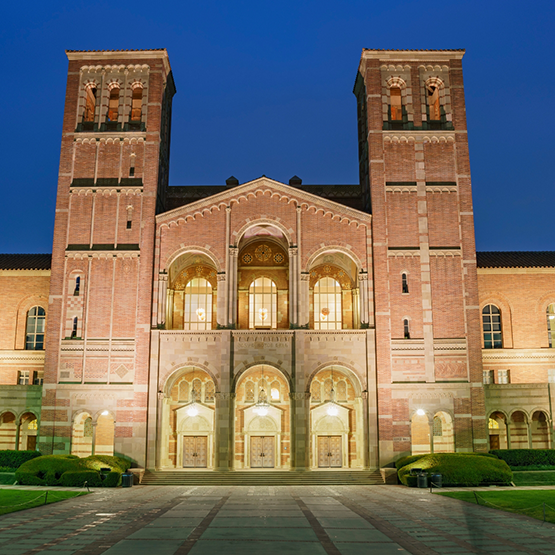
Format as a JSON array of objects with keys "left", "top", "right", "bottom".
[
  {"left": 183, "top": 436, "right": 208, "bottom": 468},
  {"left": 250, "top": 436, "right": 274, "bottom": 468},
  {"left": 318, "top": 436, "right": 342, "bottom": 468}
]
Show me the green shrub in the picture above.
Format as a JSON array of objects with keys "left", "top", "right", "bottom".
[
  {"left": 490, "top": 449, "right": 555, "bottom": 468},
  {"left": 60, "top": 470, "right": 102, "bottom": 488},
  {"left": 82, "top": 455, "right": 130, "bottom": 473},
  {"left": 396, "top": 455, "right": 426, "bottom": 470},
  {"left": 102, "top": 471, "right": 121, "bottom": 487},
  {"left": 15, "top": 471, "right": 46, "bottom": 486},
  {"left": 0, "top": 450, "right": 42, "bottom": 470},
  {"left": 0, "top": 472, "right": 16, "bottom": 485},
  {"left": 398, "top": 453, "right": 512, "bottom": 487}
]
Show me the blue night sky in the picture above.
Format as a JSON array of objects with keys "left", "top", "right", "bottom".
[{"left": 0, "top": 0, "right": 552, "bottom": 254}]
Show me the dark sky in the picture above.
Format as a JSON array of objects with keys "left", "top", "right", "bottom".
[{"left": 0, "top": 0, "right": 553, "bottom": 254}]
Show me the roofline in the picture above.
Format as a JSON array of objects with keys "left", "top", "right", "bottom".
[
  {"left": 66, "top": 48, "right": 170, "bottom": 62},
  {"left": 156, "top": 177, "right": 372, "bottom": 227},
  {"left": 360, "top": 48, "right": 465, "bottom": 63}
]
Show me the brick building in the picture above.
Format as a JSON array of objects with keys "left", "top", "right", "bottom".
[{"left": 0, "top": 48, "right": 553, "bottom": 471}]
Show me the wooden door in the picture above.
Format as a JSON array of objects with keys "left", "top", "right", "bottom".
[
  {"left": 183, "top": 436, "right": 208, "bottom": 468},
  {"left": 318, "top": 436, "right": 342, "bottom": 468},
  {"left": 489, "top": 435, "right": 500, "bottom": 450},
  {"left": 27, "top": 436, "right": 37, "bottom": 451},
  {"left": 250, "top": 436, "right": 274, "bottom": 468}
]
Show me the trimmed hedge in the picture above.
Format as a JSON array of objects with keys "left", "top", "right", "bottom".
[
  {"left": 0, "top": 450, "right": 42, "bottom": 471},
  {"left": 15, "top": 454, "right": 129, "bottom": 487},
  {"left": 398, "top": 453, "right": 512, "bottom": 487},
  {"left": 396, "top": 452, "right": 496, "bottom": 470},
  {"left": 61, "top": 470, "right": 102, "bottom": 488},
  {"left": 490, "top": 449, "right": 555, "bottom": 469}
]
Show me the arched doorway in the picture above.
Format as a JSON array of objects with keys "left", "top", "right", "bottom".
[
  {"left": 510, "top": 411, "right": 530, "bottom": 449},
  {"left": 432, "top": 411, "right": 454, "bottom": 453},
  {"left": 411, "top": 412, "right": 430, "bottom": 455},
  {"left": 0, "top": 412, "right": 17, "bottom": 450},
  {"left": 308, "top": 366, "right": 364, "bottom": 469},
  {"left": 488, "top": 411, "right": 508, "bottom": 450},
  {"left": 19, "top": 412, "right": 39, "bottom": 451},
  {"left": 95, "top": 412, "right": 115, "bottom": 456},
  {"left": 71, "top": 412, "right": 93, "bottom": 456},
  {"left": 161, "top": 368, "right": 216, "bottom": 469},
  {"left": 234, "top": 365, "right": 290, "bottom": 469},
  {"left": 531, "top": 410, "right": 550, "bottom": 449}
]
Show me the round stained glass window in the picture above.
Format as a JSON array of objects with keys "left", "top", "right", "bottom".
[
  {"left": 273, "top": 252, "right": 284, "bottom": 264},
  {"left": 242, "top": 253, "right": 253, "bottom": 264},
  {"left": 255, "top": 244, "right": 272, "bottom": 262}
]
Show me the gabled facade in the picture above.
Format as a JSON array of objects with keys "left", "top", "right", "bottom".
[{"left": 0, "top": 48, "right": 553, "bottom": 471}]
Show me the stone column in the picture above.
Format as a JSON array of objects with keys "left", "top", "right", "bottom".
[
  {"left": 157, "top": 272, "right": 168, "bottom": 327},
  {"left": 228, "top": 247, "right": 238, "bottom": 326},
  {"left": 506, "top": 422, "right": 512, "bottom": 449},
  {"left": 167, "top": 289, "right": 174, "bottom": 329},
  {"left": 291, "top": 391, "right": 311, "bottom": 469},
  {"left": 215, "top": 331, "right": 233, "bottom": 470},
  {"left": 429, "top": 419, "right": 434, "bottom": 454},
  {"left": 91, "top": 422, "right": 97, "bottom": 455},
  {"left": 14, "top": 418, "right": 21, "bottom": 451},
  {"left": 299, "top": 273, "right": 310, "bottom": 327},
  {"left": 217, "top": 273, "right": 227, "bottom": 327},
  {"left": 289, "top": 247, "right": 298, "bottom": 327},
  {"left": 527, "top": 420, "right": 533, "bottom": 448},
  {"left": 359, "top": 272, "right": 369, "bottom": 326}
]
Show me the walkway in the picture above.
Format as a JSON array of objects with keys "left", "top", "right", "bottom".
[{"left": 1, "top": 485, "right": 555, "bottom": 554}]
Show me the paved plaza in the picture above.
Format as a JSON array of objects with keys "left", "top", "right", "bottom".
[{"left": 1, "top": 485, "right": 555, "bottom": 554}]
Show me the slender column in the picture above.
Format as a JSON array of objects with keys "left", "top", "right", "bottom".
[
  {"left": 157, "top": 271, "right": 168, "bottom": 326},
  {"left": 216, "top": 273, "right": 227, "bottom": 326},
  {"left": 14, "top": 418, "right": 21, "bottom": 451},
  {"left": 224, "top": 207, "right": 231, "bottom": 325},
  {"left": 506, "top": 422, "right": 512, "bottom": 449},
  {"left": 299, "top": 273, "right": 310, "bottom": 327},
  {"left": 359, "top": 272, "right": 369, "bottom": 325},
  {"left": 91, "top": 422, "right": 97, "bottom": 455},
  {"left": 167, "top": 289, "right": 174, "bottom": 329},
  {"left": 289, "top": 247, "right": 298, "bottom": 326},
  {"left": 353, "top": 288, "right": 360, "bottom": 329},
  {"left": 429, "top": 420, "right": 434, "bottom": 454},
  {"left": 527, "top": 421, "right": 533, "bottom": 448},
  {"left": 228, "top": 247, "right": 238, "bottom": 325}
]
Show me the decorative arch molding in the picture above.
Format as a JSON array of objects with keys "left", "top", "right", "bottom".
[
  {"left": 233, "top": 218, "right": 293, "bottom": 247},
  {"left": 536, "top": 291, "right": 555, "bottom": 314},
  {"left": 162, "top": 364, "right": 219, "bottom": 395},
  {"left": 487, "top": 409, "right": 510, "bottom": 421},
  {"left": 92, "top": 409, "right": 116, "bottom": 424},
  {"left": 530, "top": 407, "right": 551, "bottom": 420},
  {"left": 509, "top": 409, "right": 530, "bottom": 422},
  {"left": 233, "top": 361, "right": 292, "bottom": 392},
  {"left": 305, "top": 362, "right": 364, "bottom": 397},
  {"left": 425, "top": 76, "right": 445, "bottom": 90},
  {"left": 164, "top": 246, "right": 222, "bottom": 274},
  {"left": 71, "top": 409, "right": 93, "bottom": 425},
  {"left": 0, "top": 410, "right": 17, "bottom": 420},
  {"left": 18, "top": 410, "right": 40, "bottom": 422},
  {"left": 386, "top": 76, "right": 407, "bottom": 89},
  {"left": 304, "top": 245, "right": 364, "bottom": 274}
]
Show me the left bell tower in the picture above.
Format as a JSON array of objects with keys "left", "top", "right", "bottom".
[{"left": 41, "top": 50, "right": 175, "bottom": 466}]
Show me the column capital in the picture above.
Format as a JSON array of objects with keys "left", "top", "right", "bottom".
[
  {"left": 358, "top": 271, "right": 368, "bottom": 281},
  {"left": 289, "top": 391, "right": 311, "bottom": 400},
  {"left": 229, "top": 247, "right": 239, "bottom": 257},
  {"left": 215, "top": 392, "right": 236, "bottom": 400},
  {"left": 217, "top": 272, "right": 227, "bottom": 282},
  {"left": 296, "top": 206, "right": 302, "bottom": 214},
  {"left": 225, "top": 206, "right": 232, "bottom": 213},
  {"left": 300, "top": 272, "right": 310, "bottom": 282},
  {"left": 289, "top": 247, "right": 298, "bottom": 257}
]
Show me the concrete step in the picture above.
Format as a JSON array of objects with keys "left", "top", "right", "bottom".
[{"left": 141, "top": 469, "right": 384, "bottom": 486}]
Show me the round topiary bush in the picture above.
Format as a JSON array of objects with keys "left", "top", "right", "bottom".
[{"left": 60, "top": 470, "right": 102, "bottom": 488}]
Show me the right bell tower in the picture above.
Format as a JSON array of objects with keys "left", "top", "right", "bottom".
[{"left": 354, "top": 49, "right": 487, "bottom": 464}]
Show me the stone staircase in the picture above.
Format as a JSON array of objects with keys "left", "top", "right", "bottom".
[{"left": 141, "top": 469, "right": 384, "bottom": 486}]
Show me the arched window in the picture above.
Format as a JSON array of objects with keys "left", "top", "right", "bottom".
[
  {"left": 107, "top": 88, "right": 120, "bottom": 121},
  {"left": 390, "top": 87, "right": 403, "bottom": 121},
  {"left": 310, "top": 380, "right": 321, "bottom": 403},
  {"left": 178, "top": 381, "right": 189, "bottom": 403},
  {"left": 488, "top": 418, "right": 499, "bottom": 429},
  {"left": 323, "top": 378, "right": 333, "bottom": 401},
  {"left": 547, "top": 304, "right": 555, "bottom": 348},
  {"left": 192, "top": 379, "right": 202, "bottom": 402},
  {"left": 403, "top": 319, "right": 410, "bottom": 339},
  {"left": 131, "top": 87, "right": 142, "bottom": 121},
  {"left": 26, "top": 307, "right": 46, "bottom": 350},
  {"left": 74, "top": 276, "right": 81, "bottom": 296},
  {"left": 184, "top": 278, "right": 212, "bottom": 330},
  {"left": 402, "top": 273, "right": 409, "bottom": 294},
  {"left": 270, "top": 380, "right": 280, "bottom": 402},
  {"left": 249, "top": 277, "right": 277, "bottom": 329},
  {"left": 433, "top": 416, "right": 443, "bottom": 437},
  {"left": 83, "top": 86, "right": 96, "bottom": 122},
  {"left": 482, "top": 305, "right": 502, "bottom": 349},
  {"left": 314, "top": 277, "right": 342, "bottom": 330},
  {"left": 71, "top": 317, "right": 78, "bottom": 339},
  {"left": 245, "top": 381, "right": 255, "bottom": 403},
  {"left": 205, "top": 381, "right": 215, "bottom": 404},
  {"left": 427, "top": 85, "right": 441, "bottom": 121},
  {"left": 336, "top": 381, "right": 347, "bottom": 402}
]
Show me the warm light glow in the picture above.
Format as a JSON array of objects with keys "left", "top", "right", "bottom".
[
  {"left": 416, "top": 409, "right": 426, "bottom": 416},
  {"left": 101, "top": 410, "right": 109, "bottom": 416},
  {"left": 270, "top": 388, "right": 279, "bottom": 400},
  {"left": 258, "top": 308, "right": 268, "bottom": 321},
  {"left": 326, "top": 403, "right": 339, "bottom": 416},
  {"left": 187, "top": 404, "right": 199, "bottom": 417},
  {"left": 196, "top": 308, "right": 206, "bottom": 321},
  {"left": 321, "top": 307, "right": 330, "bottom": 321},
  {"left": 254, "top": 405, "right": 268, "bottom": 416},
  {"left": 549, "top": 315, "right": 555, "bottom": 320}
]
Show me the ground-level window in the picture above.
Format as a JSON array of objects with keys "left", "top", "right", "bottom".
[
  {"left": 18, "top": 371, "right": 30, "bottom": 385},
  {"left": 483, "top": 370, "right": 494, "bottom": 384}
]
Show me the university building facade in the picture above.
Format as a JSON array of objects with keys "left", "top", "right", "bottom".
[{"left": 0, "top": 48, "right": 553, "bottom": 471}]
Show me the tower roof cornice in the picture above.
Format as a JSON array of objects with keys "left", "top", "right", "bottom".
[{"left": 360, "top": 48, "right": 465, "bottom": 63}]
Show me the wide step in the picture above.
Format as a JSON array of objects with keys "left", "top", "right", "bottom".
[{"left": 141, "top": 470, "right": 383, "bottom": 486}]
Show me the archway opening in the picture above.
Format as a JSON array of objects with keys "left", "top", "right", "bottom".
[
  {"left": 95, "top": 412, "right": 115, "bottom": 456},
  {"left": 0, "top": 412, "right": 17, "bottom": 450},
  {"left": 510, "top": 411, "right": 529, "bottom": 449},
  {"left": 309, "top": 366, "right": 363, "bottom": 469},
  {"left": 432, "top": 411, "right": 454, "bottom": 453},
  {"left": 19, "top": 412, "right": 38, "bottom": 451},
  {"left": 488, "top": 411, "right": 508, "bottom": 450},
  {"left": 235, "top": 365, "right": 290, "bottom": 469},
  {"left": 411, "top": 412, "right": 430, "bottom": 455},
  {"left": 531, "top": 410, "right": 550, "bottom": 449},
  {"left": 71, "top": 412, "right": 93, "bottom": 457}
]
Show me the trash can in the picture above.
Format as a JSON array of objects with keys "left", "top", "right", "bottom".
[
  {"left": 417, "top": 472, "right": 428, "bottom": 488},
  {"left": 121, "top": 472, "right": 133, "bottom": 488},
  {"left": 431, "top": 474, "right": 442, "bottom": 488}
]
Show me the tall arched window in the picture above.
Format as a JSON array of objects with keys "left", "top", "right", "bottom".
[
  {"left": 131, "top": 87, "right": 142, "bottom": 121},
  {"left": 482, "top": 305, "right": 502, "bottom": 349},
  {"left": 83, "top": 86, "right": 96, "bottom": 122},
  {"left": 427, "top": 85, "right": 441, "bottom": 121},
  {"left": 390, "top": 87, "right": 403, "bottom": 121},
  {"left": 184, "top": 278, "right": 212, "bottom": 330},
  {"left": 314, "top": 277, "right": 342, "bottom": 330},
  {"left": 249, "top": 277, "right": 277, "bottom": 329},
  {"left": 107, "top": 88, "right": 120, "bottom": 121},
  {"left": 547, "top": 304, "right": 555, "bottom": 348},
  {"left": 26, "top": 307, "right": 46, "bottom": 350}
]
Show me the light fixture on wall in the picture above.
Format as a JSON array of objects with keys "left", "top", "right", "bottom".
[
  {"left": 321, "top": 308, "right": 330, "bottom": 321},
  {"left": 101, "top": 410, "right": 109, "bottom": 416},
  {"left": 416, "top": 408, "right": 426, "bottom": 416},
  {"left": 254, "top": 366, "right": 270, "bottom": 416},
  {"left": 325, "top": 368, "right": 340, "bottom": 416},
  {"left": 196, "top": 308, "right": 206, "bottom": 322},
  {"left": 258, "top": 308, "right": 268, "bottom": 322},
  {"left": 186, "top": 369, "right": 199, "bottom": 417}
]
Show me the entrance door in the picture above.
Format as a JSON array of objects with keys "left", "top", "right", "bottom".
[
  {"left": 250, "top": 436, "right": 275, "bottom": 468},
  {"left": 318, "top": 436, "right": 342, "bottom": 468},
  {"left": 183, "top": 436, "right": 207, "bottom": 468},
  {"left": 489, "top": 435, "right": 500, "bottom": 450},
  {"left": 27, "top": 436, "right": 37, "bottom": 451}
]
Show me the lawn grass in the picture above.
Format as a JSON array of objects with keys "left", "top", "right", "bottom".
[
  {"left": 437, "top": 490, "right": 555, "bottom": 524},
  {"left": 0, "top": 490, "right": 87, "bottom": 515},
  {"left": 513, "top": 471, "right": 555, "bottom": 486}
]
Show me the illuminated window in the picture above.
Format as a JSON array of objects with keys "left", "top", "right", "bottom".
[
  {"left": 498, "top": 370, "right": 510, "bottom": 384},
  {"left": 310, "top": 381, "right": 321, "bottom": 403},
  {"left": 249, "top": 277, "right": 277, "bottom": 329},
  {"left": 314, "top": 277, "right": 342, "bottom": 330},
  {"left": 402, "top": 273, "right": 409, "bottom": 294},
  {"left": 403, "top": 319, "right": 410, "bottom": 339},
  {"left": 26, "top": 307, "right": 46, "bottom": 350},
  {"left": 390, "top": 87, "right": 402, "bottom": 121},
  {"left": 270, "top": 381, "right": 280, "bottom": 402},
  {"left": 547, "top": 304, "right": 555, "bottom": 347},
  {"left": 433, "top": 416, "right": 443, "bottom": 437},
  {"left": 184, "top": 278, "right": 212, "bottom": 330},
  {"left": 205, "top": 381, "right": 215, "bottom": 404},
  {"left": 178, "top": 380, "right": 189, "bottom": 402},
  {"left": 488, "top": 418, "right": 499, "bottom": 429},
  {"left": 107, "top": 88, "right": 120, "bottom": 121},
  {"left": 83, "top": 86, "right": 96, "bottom": 122},
  {"left": 192, "top": 379, "right": 202, "bottom": 401},
  {"left": 130, "top": 87, "right": 142, "bottom": 121},
  {"left": 245, "top": 381, "right": 255, "bottom": 403},
  {"left": 482, "top": 305, "right": 502, "bottom": 349},
  {"left": 323, "top": 378, "right": 333, "bottom": 401},
  {"left": 28, "top": 419, "right": 38, "bottom": 430},
  {"left": 427, "top": 85, "right": 441, "bottom": 121}
]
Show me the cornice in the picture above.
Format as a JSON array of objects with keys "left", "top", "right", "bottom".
[
  {"left": 482, "top": 348, "right": 555, "bottom": 362},
  {"left": 0, "top": 350, "right": 45, "bottom": 363}
]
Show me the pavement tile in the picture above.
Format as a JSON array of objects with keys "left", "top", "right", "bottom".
[
  {"left": 210, "top": 516, "right": 311, "bottom": 527},
  {"left": 201, "top": 526, "right": 319, "bottom": 541},
  {"left": 189, "top": 539, "right": 327, "bottom": 554},
  {"left": 127, "top": 526, "right": 194, "bottom": 539},
  {"left": 326, "top": 528, "right": 392, "bottom": 542},
  {"left": 101, "top": 539, "right": 184, "bottom": 555},
  {"left": 335, "top": 542, "right": 409, "bottom": 555}
]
